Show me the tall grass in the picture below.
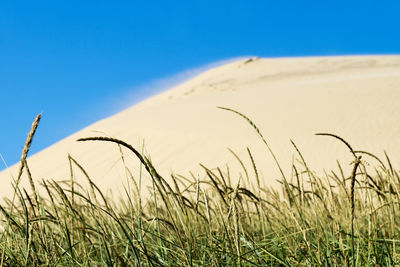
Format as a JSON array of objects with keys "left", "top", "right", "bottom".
[{"left": 0, "top": 109, "right": 399, "bottom": 266}]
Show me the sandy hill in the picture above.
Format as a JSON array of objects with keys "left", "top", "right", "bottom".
[{"left": 1, "top": 55, "right": 400, "bottom": 202}]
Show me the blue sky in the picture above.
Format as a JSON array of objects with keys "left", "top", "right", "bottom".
[{"left": 1, "top": 1, "right": 399, "bottom": 169}]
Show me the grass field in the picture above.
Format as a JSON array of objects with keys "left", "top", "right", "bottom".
[{"left": 0, "top": 109, "right": 399, "bottom": 266}]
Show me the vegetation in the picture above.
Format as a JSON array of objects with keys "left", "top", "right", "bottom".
[{"left": 0, "top": 109, "right": 399, "bottom": 266}]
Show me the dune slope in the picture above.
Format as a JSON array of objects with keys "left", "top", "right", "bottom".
[{"left": 1, "top": 55, "right": 400, "bottom": 201}]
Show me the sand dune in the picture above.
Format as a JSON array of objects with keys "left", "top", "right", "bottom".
[{"left": 1, "top": 55, "right": 400, "bottom": 202}]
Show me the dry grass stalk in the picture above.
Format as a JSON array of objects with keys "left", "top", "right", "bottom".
[
  {"left": 15, "top": 113, "right": 42, "bottom": 191},
  {"left": 350, "top": 155, "right": 362, "bottom": 266},
  {"left": 1, "top": 113, "right": 42, "bottom": 266}
]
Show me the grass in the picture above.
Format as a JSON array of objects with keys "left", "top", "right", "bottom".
[{"left": 0, "top": 108, "right": 400, "bottom": 266}]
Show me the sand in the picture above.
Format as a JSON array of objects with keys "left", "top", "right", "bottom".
[{"left": 1, "top": 55, "right": 400, "bottom": 202}]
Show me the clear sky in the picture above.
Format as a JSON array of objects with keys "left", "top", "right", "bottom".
[{"left": 1, "top": 0, "right": 399, "bottom": 169}]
